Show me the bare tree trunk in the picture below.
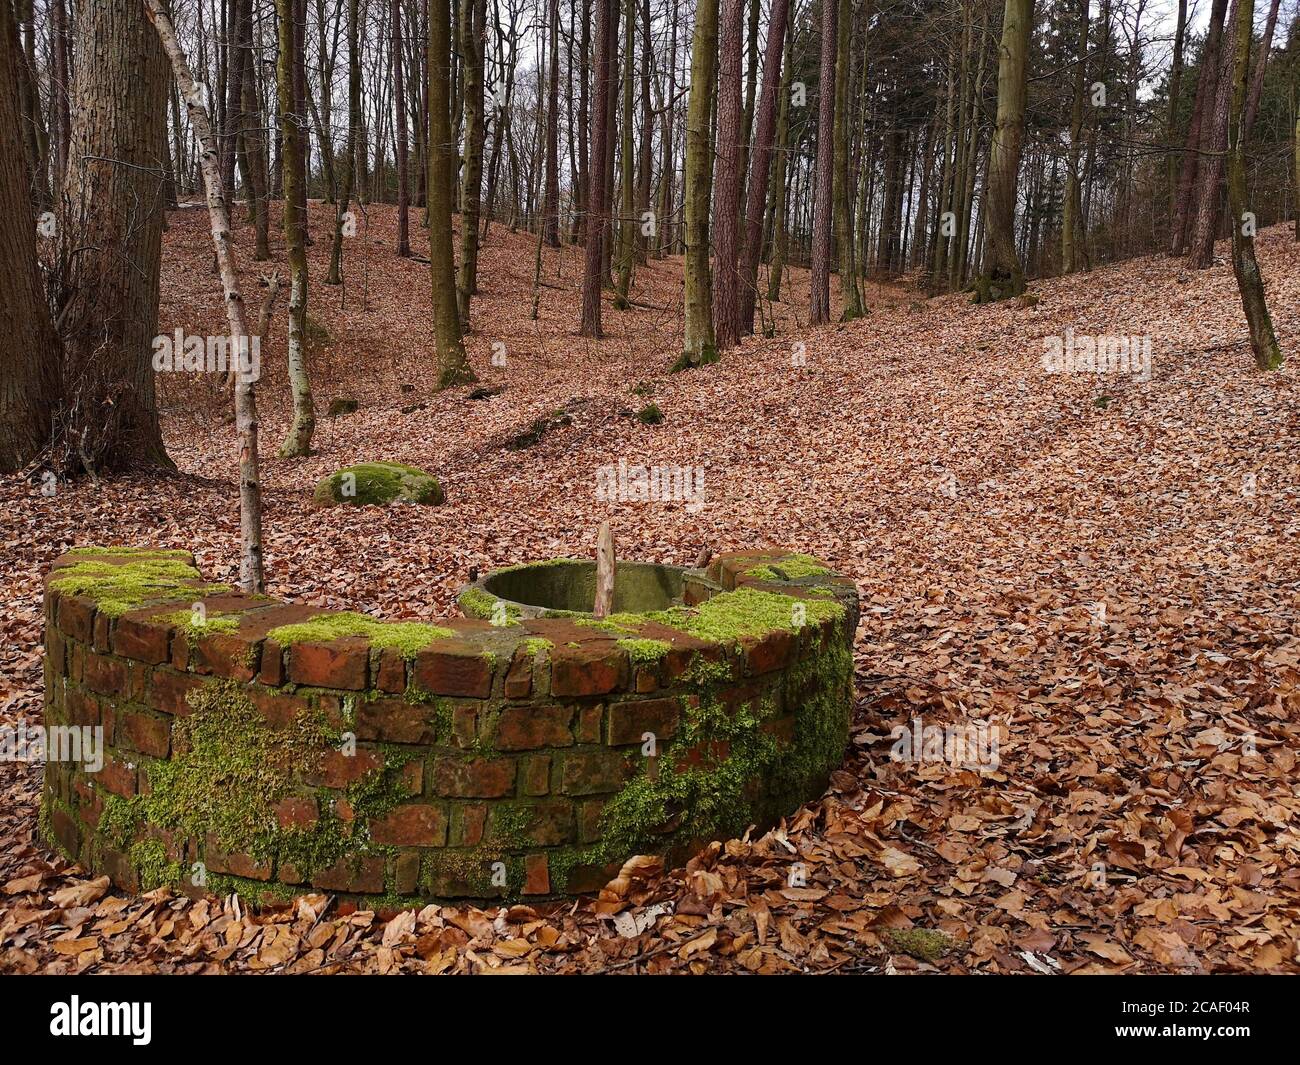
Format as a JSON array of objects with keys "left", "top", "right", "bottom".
[
  {"left": 674, "top": 0, "right": 719, "bottom": 367},
  {"left": 1172, "top": 0, "right": 1227, "bottom": 255},
  {"left": 580, "top": 0, "right": 616, "bottom": 337},
  {"left": 0, "top": 0, "right": 57, "bottom": 473},
  {"left": 54, "top": 0, "right": 171, "bottom": 476},
  {"left": 237, "top": 3, "right": 271, "bottom": 260},
  {"left": 1190, "top": 8, "right": 1237, "bottom": 270},
  {"left": 739, "top": 0, "right": 790, "bottom": 333},
  {"left": 614, "top": 0, "right": 636, "bottom": 307},
  {"left": 276, "top": 0, "right": 315, "bottom": 455},
  {"left": 144, "top": 0, "right": 266, "bottom": 592},
  {"left": 809, "top": 0, "right": 837, "bottom": 325},
  {"left": 1062, "top": 0, "right": 1089, "bottom": 274},
  {"left": 327, "top": 0, "right": 362, "bottom": 282},
  {"left": 458, "top": 0, "right": 487, "bottom": 324},
  {"left": 1226, "top": 0, "right": 1282, "bottom": 369},
  {"left": 431, "top": 0, "right": 475, "bottom": 385},
  {"left": 973, "top": 0, "right": 1033, "bottom": 302},
  {"left": 542, "top": 0, "right": 561, "bottom": 246},
  {"left": 834, "top": 0, "right": 863, "bottom": 317},
  {"left": 394, "top": 0, "right": 412, "bottom": 256},
  {"left": 712, "top": 0, "right": 744, "bottom": 349}
]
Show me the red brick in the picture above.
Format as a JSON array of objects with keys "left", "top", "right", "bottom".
[
  {"left": 48, "top": 802, "right": 82, "bottom": 859},
  {"left": 311, "top": 854, "right": 385, "bottom": 894},
  {"left": 46, "top": 627, "right": 67, "bottom": 676},
  {"left": 393, "top": 851, "right": 421, "bottom": 894},
  {"left": 287, "top": 639, "right": 368, "bottom": 690},
  {"left": 451, "top": 705, "right": 477, "bottom": 747},
  {"left": 247, "top": 688, "right": 310, "bottom": 727},
  {"left": 374, "top": 649, "right": 406, "bottom": 693},
  {"left": 561, "top": 751, "right": 634, "bottom": 796},
  {"left": 111, "top": 615, "right": 172, "bottom": 663},
  {"left": 575, "top": 704, "right": 603, "bottom": 743},
  {"left": 490, "top": 800, "right": 573, "bottom": 846},
  {"left": 203, "top": 835, "right": 271, "bottom": 880},
  {"left": 578, "top": 799, "right": 606, "bottom": 844},
  {"left": 495, "top": 704, "right": 573, "bottom": 750},
  {"left": 504, "top": 648, "right": 533, "bottom": 699},
  {"left": 307, "top": 747, "right": 384, "bottom": 788},
  {"left": 188, "top": 632, "right": 260, "bottom": 681},
  {"left": 634, "top": 669, "right": 659, "bottom": 693},
  {"left": 355, "top": 697, "right": 438, "bottom": 744},
  {"left": 273, "top": 795, "right": 319, "bottom": 829},
  {"left": 369, "top": 803, "right": 448, "bottom": 846},
  {"left": 95, "top": 755, "right": 138, "bottom": 798},
  {"left": 64, "top": 687, "right": 101, "bottom": 726},
  {"left": 148, "top": 669, "right": 202, "bottom": 715},
  {"left": 92, "top": 613, "right": 112, "bottom": 653},
  {"left": 258, "top": 640, "right": 285, "bottom": 686},
  {"left": 550, "top": 645, "right": 627, "bottom": 696},
  {"left": 522, "top": 854, "right": 550, "bottom": 895},
  {"left": 431, "top": 754, "right": 515, "bottom": 798},
  {"left": 562, "top": 862, "right": 619, "bottom": 894},
  {"left": 745, "top": 630, "right": 796, "bottom": 674},
  {"left": 118, "top": 709, "right": 170, "bottom": 758},
  {"left": 450, "top": 804, "right": 487, "bottom": 846},
  {"left": 520, "top": 755, "right": 551, "bottom": 796},
  {"left": 607, "top": 698, "right": 680, "bottom": 746},
  {"left": 59, "top": 596, "right": 95, "bottom": 643},
  {"left": 674, "top": 738, "right": 732, "bottom": 770},
  {"left": 82, "top": 653, "right": 127, "bottom": 696},
  {"left": 412, "top": 646, "right": 493, "bottom": 698}
]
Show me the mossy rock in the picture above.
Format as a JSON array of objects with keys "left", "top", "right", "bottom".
[
  {"left": 312, "top": 462, "right": 444, "bottom": 507},
  {"left": 637, "top": 402, "right": 664, "bottom": 425},
  {"left": 327, "top": 397, "right": 359, "bottom": 417}
]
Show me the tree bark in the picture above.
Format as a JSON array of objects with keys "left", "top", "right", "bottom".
[
  {"left": 739, "top": 0, "right": 790, "bottom": 333},
  {"left": 1189, "top": 8, "right": 1237, "bottom": 270},
  {"left": 542, "top": 0, "right": 562, "bottom": 246},
  {"left": 431, "top": 0, "right": 475, "bottom": 385},
  {"left": 580, "top": 0, "right": 616, "bottom": 337},
  {"left": 54, "top": 0, "right": 171, "bottom": 476},
  {"left": 712, "top": 0, "right": 744, "bottom": 349},
  {"left": 973, "top": 0, "right": 1032, "bottom": 302},
  {"left": 809, "top": 0, "right": 838, "bottom": 325},
  {"left": 834, "top": 0, "right": 863, "bottom": 317},
  {"left": 675, "top": 0, "right": 719, "bottom": 367},
  {"left": 0, "top": 0, "right": 57, "bottom": 473},
  {"left": 394, "top": 0, "right": 412, "bottom": 256},
  {"left": 1062, "top": 0, "right": 1088, "bottom": 274},
  {"left": 144, "top": 0, "right": 266, "bottom": 592},
  {"left": 1226, "top": 0, "right": 1282, "bottom": 369},
  {"left": 458, "top": 0, "right": 487, "bottom": 324}
]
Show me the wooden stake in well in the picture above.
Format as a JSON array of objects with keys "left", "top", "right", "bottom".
[{"left": 594, "top": 522, "right": 616, "bottom": 617}]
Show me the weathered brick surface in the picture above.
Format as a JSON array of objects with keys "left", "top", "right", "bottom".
[{"left": 40, "top": 546, "right": 855, "bottom": 906}]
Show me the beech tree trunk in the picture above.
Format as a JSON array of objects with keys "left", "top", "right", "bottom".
[
  {"left": 676, "top": 0, "right": 719, "bottom": 367},
  {"left": 393, "top": 0, "right": 411, "bottom": 256},
  {"left": 739, "top": 0, "right": 790, "bottom": 333},
  {"left": 973, "top": 0, "right": 1032, "bottom": 302},
  {"left": 458, "top": 0, "right": 486, "bottom": 325},
  {"left": 1189, "top": 8, "right": 1237, "bottom": 270},
  {"left": 0, "top": 0, "right": 57, "bottom": 473},
  {"left": 1061, "top": 0, "right": 1088, "bottom": 274},
  {"left": 834, "top": 0, "right": 863, "bottom": 317},
  {"left": 275, "top": 0, "right": 315, "bottom": 456},
  {"left": 54, "top": 0, "right": 171, "bottom": 475},
  {"left": 809, "top": 0, "right": 837, "bottom": 325},
  {"left": 542, "top": 0, "right": 561, "bottom": 247},
  {"left": 430, "top": 0, "right": 475, "bottom": 385},
  {"left": 580, "top": 0, "right": 616, "bottom": 338},
  {"left": 712, "top": 0, "right": 744, "bottom": 349},
  {"left": 1225, "top": 0, "right": 1282, "bottom": 369}
]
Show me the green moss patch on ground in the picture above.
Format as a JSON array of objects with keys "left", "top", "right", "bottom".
[
  {"left": 743, "top": 553, "right": 833, "bottom": 582},
  {"left": 268, "top": 612, "right": 452, "bottom": 658},
  {"left": 882, "top": 927, "right": 956, "bottom": 962},
  {"left": 312, "top": 462, "right": 444, "bottom": 507}
]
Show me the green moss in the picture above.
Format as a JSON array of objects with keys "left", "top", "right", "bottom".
[
  {"left": 312, "top": 462, "right": 444, "bottom": 507},
  {"left": 618, "top": 638, "right": 672, "bottom": 666},
  {"left": 49, "top": 557, "right": 230, "bottom": 618},
  {"left": 66, "top": 546, "right": 192, "bottom": 559},
  {"left": 636, "top": 402, "right": 664, "bottom": 425},
  {"left": 267, "top": 612, "right": 452, "bottom": 658},
  {"left": 520, "top": 637, "right": 553, "bottom": 657},
  {"left": 156, "top": 609, "right": 241, "bottom": 646},
  {"left": 576, "top": 617, "right": 638, "bottom": 636},
  {"left": 98, "top": 794, "right": 142, "bottom": 849},
  {"left": 457, "top": 585, "right": 521, "bottom": 623},
  {"left": 743, "top": 553, "right": 833, "bottom": 582},
  {"left": 131, "top": 838, "right": 182, "bottom": 891},
  {"left": 641, "top": 587, "right": 843, "bottom": 643},
  {"left": 882, "top": 927, "right": 955, "bottom": 963}
]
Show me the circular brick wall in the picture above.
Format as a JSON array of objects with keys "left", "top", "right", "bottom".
[{"left": 40, "top": 547, "right": 858, "bottom": 908}]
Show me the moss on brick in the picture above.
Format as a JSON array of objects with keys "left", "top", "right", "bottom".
[
  {"left": 312, "top": 462, "right": 444, "bottom": 508},
  {"left": 641, "top": 586, "right": 844, "bottom": 643},
  {"left": 458, "top": 585, "right": 521, "bottom": 623},
  {"left": 743, "top": 553, "right": 833, "bottom": 582},
  {"left": 49, "top": 556, "right": 230, "bottom": 618},
  {"left": 267, "top": 612, "right": 452, "bottom": 658},
  {"left": 156, "top": 608, "right": 241, "bottom": 646},
  {"left": 617, "top": 638, "right": 672, "bottom": 666}
]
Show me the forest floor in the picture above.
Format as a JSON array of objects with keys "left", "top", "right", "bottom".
[{"left": 2, "top": 204, "right": 1298, "bottom": 974}]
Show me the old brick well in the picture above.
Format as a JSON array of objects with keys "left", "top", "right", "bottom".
[{"left": 40, "top": 546, "right": 858, "bottom": 907}]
